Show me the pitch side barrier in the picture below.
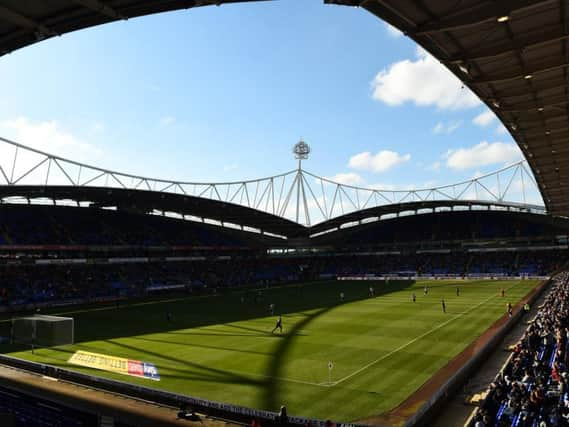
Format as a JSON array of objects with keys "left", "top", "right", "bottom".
[
  {"left": 336, "top": 275, "right": 550, "bottom": 281},
  {"left": 0, "top": 354, "right": 362, "bottom": 427}
]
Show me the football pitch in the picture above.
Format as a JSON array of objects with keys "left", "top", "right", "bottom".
[{"left": 1, "top": 279, "right": 539, "bottom": 422}]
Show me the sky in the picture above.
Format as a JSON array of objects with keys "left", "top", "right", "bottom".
[{"left": 0, "top": 0, "right": 542, "bottom": 205}]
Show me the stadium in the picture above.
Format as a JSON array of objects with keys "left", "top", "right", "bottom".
[{"left": 0, "top": 1, "right": 568, "bottom": 426}]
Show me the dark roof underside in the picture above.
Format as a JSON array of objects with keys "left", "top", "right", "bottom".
[
  {"left": 0, "top": 185, "right": 306, "bottom": 238},
  {"left": 0, "top": 0, "right": 567, "bottom": 215},
  {"left": 333, "top": 0, "right": 569, "bottom": 216},
  {"left": 2, "top": 185, "right": 548, "bottom": 241}
]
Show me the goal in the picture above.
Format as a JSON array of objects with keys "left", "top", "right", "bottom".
[{"left": 11, "top": 315, "right": 74, "bottom": 348}]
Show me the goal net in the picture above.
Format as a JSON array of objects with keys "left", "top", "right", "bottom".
[{"left": 11, "top": 315, "right": 74, "bottom": 347}]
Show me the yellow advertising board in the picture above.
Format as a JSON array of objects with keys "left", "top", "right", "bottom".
[{"left": 68, "top": 350, "right": 160, "bottom": 380}]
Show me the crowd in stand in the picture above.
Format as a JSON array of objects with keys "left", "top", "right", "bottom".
[
  {"left": 315, "top": 251, "right": 562, "bottom": 277},
  {"left": 0, "top": 205, "right": 247, "bottom": 247},
  {"left": 471, "top": 272, "right": 569, "bottom": 426},
  {"left": 344, "top": 210, "right": 557, "bottom": 247},
  {"left": 0, "top": 259, "right": 306, "bottom": 309},
  {"left": 0, "top": 204, "right": 565, "bottom": 313},
  {"left": 0, "top": 251, "right": 563, "bottom": 310}
]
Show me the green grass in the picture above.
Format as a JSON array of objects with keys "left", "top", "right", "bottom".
[{"left": 0, "top": 279, "right": 538, "bottom": 422}]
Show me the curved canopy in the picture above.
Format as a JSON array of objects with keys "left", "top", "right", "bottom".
[
  {"left": 0, "top": 1, "right": 267, "bottom": 56},
  {"left": 347, "top": 0, "right": 569, "bottom": 217},
  {"left": 308, "top": 199, "right": 545, "bottom": 237},
  {"left": 0, "top": 185, "right": 306, "bottom": 239},
  {"left": 0, "top": 185, "right": 546, "bottom": 241},
  {"left": 0, "top": 0, "right": 567, "bottom": 214},
  {"left": 0, "top": 136, "right": 542, "bottom": 227}
]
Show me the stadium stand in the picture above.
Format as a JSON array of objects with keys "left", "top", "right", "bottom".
[
  {"left": 0, "top": 203, "right": 565, "bottom": 313},
  {"left": 316, "top": 210, "right": 568, "bottom": 249},
  {"left": 0, "top": 251, "right": 563, "bottom": 312},
  {"left": 2, "top": 0, "right": 569, "bottom": 425},
  {"left": 0, "top": 205, "right": 249, "bottom": 248},
  {"left": 470, "top": 272, "right": 569, "bottom": 426},
  {"left": 0, "top": 199, "right": 566, "bottom": 426},
  {"left": 0, "top": 204, "right": 563, "bottom": 426},
  {"left": 0, "top": 385, "right": 98, "bottom": 427}
]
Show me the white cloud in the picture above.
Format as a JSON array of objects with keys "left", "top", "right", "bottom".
[
  {"left": 433, "top": 120, "right": 462, "bottom": 134},
  {"left": 326, "top": 172, "right": 364, "bottom": 186},
  {"left": 0, "top": 117, "right": 101, "bottom": 160},
  {"left": 445, "top": 122, "right": 461, "bottom": 134},
  {"left": 495, "top": 123, "right": 509, "bottom": 135},
  {"left": 371, "top": 47, "right": 481, "bottom": 110},
  {"left": 472, "top": 110, "right": 510, "bottom": 136},
  {"left": 429, "top": 161, "right": 441, "bottom": 171},
  {"left": 348, "top": 150, "right": 411, "bottom": 173},
  {"left": 433, "top": 123, "right": 444, "bottom": 134},
  {"left": 159, "top": 116, "right": 176, "bottom": 126},
  {"left": 385, "top": 23, "right": 403, "bottom": 38},
  {"left": 473, "top": 110, "right": 497, "bottom": 127},
  {"left": 446, "top": 141, "right": 522, "bottom": 170},
  {"left": 0, "top": 117, "right": 103, "bottom": 185}
]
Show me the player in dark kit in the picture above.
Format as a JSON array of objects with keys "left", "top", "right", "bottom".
[
  {"left": 456, "top": 286, "right": 460, "bottom": 296},
  {"left": 272, "top": 315, "right": 283, "bottom": 334},
  {"left": 441, "top": 299, "right": 446, "bottom": 313},
  {"left": 412, "top": 293, "right": 416, "bottom": 303}
]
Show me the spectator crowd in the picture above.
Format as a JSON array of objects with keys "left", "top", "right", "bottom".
[
  {"left": 472, "top": 272, "right": 569, "bottom": 426},
  {"left": 0, "top": 251, "right": 562, "bottom": 312}
]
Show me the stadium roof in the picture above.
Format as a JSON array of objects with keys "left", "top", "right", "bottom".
[
  {"left": 344, "top": 0, "right": 569, "bottom": 217},
  {"left": 308, "top": 199, "right": 545, "bottom": 237},
  {"left": 0, "top": 185, "right": 306, "bottom": 239},
  {"left": 0, "top": 1, "right": 567, "bottom": 215},
  {"left": 0, "top": 0, "right": 268, "bottom": 56},
  {"left": 0, "top": 185, "right": 547, "bottom": 240}
]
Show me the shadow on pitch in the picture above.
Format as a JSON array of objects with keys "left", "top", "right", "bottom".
[
  {"left": 260, "top": 305, "right": 332, "bottom": 410},
  {"left": 1, "top": 279, "right": 416, "bottom": 411},
  {"left": 8, "top": 280, "right": 414, "bottom": 345},
  {"left": 135, "top": 336, "right": 272, "bottom": 356},
  {"left": 105, "top": 339, "right": 263, "bottom": 386},
  {"left": 259, "top": 280, "right": 416, "bottom": 410}
]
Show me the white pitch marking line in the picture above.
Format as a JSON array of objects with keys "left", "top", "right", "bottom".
[
  {"left": 328, "top": 286, "right": 515, "bottom": 387},
  {"left": 247, "top": 371, "right": 325, "bottom": 387}
]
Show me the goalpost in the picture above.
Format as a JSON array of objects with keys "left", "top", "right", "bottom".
[{"left": 11, "top": 315, "right": 74, "bottom": 351}]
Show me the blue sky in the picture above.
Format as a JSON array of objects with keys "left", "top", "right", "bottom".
[{"left": 0, "top": 0, "right": 539, "bottom": 203}]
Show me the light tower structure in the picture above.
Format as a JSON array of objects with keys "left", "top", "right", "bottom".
[{"left": 293, "top": 139, "right": 310, "bottom": 224}]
